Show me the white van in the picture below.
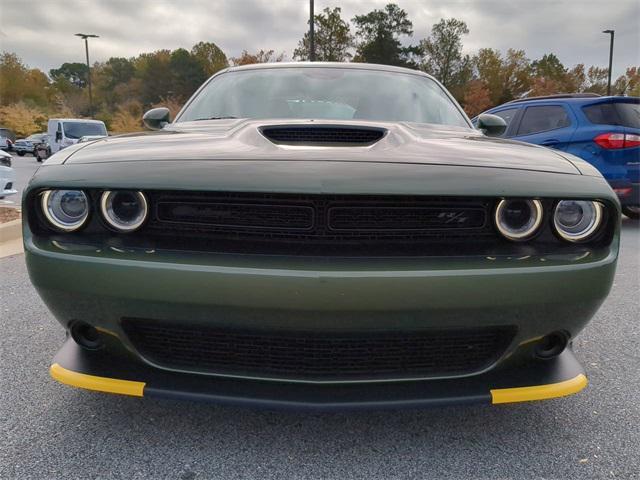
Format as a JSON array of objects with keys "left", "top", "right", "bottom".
[{"left": 48, "top": 118, "right": 107, "bottom": 154}]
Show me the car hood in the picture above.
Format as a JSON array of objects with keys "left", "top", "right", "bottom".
[{"left": 58, "top": 119, "right": 581, "bottom": 175}]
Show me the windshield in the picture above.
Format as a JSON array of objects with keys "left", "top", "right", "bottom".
[
  {"left": 27, "top": 134, "right": 46, "bottom": 141},
  {"left": 177, "top": 67, "right": 469, "bottom": 127},
  {"left": 62, "top": 122, "right": 107, "bottom": 139}
]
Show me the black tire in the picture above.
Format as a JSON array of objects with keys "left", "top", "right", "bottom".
[
  {"left": 17, "top": 151, "right": 25, "bottom": 156},
  {"left": 622, "top": 206, "right": 640, "bottom": 220},
  {"left": 36, "top": 157, "right": 43, "bottom": 163}
]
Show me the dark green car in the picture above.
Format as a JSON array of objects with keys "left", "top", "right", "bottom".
[{"left": 24, "top": 63, "right": 619, "bottom": 409}]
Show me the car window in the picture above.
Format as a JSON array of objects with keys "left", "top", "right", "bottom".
[
  {"left": 178, "top": 67, "right": 470, "bottom": 128},
  {"left": 517, "top": 105, "right": 571, "bottom": 136},
  {"left": 489, "top": 108, "right": 519, "bottom": 137},
  {"left": 582, "top": 102, "right": 640, "bottom": 129}
]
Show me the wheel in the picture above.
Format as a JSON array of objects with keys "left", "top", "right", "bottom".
[
  {"left": 622, "top": 206, "right": 640, "bottom": 220},
  {"left": 37, "top": 157, "right": 43, "bottom": 163},
  {"left": 17, "top": 151, "right": 24, "bottom": 156}
]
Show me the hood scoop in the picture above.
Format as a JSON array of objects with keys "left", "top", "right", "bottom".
[{"left": 260, "top": 125, "right": 386, "bottom": 146}]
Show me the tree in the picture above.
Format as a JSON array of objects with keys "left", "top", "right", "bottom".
[
  {"left": 134, "top": 50, "right": 173, "bottom": 105},
  {"left": 1, "top": 52, "right": 51, "bottom": 107},
  {"left": 230, "top": 49, "right": 285, "bottom": 66},
  {"left": 191, "top": 41, "right": 228, "bottom": 76},
  {"left": 462, "top": 80, "right": 491, "bottom": 117},
  {"left": 0, "top": 102, "right": 48, "bottom": 137},
  {"left": 49, "top": 62, "right": 89, "bottom": 88},
  {"left": 351, "top": 3, "right": 417, "bottom": 67},
  {"left": 531, "top": 53, "right": 566, "bottom": 81},
  {"left": 169, "top": 48, "right": 207, "bottom": 101},
  {"left": 585, "top": 66, "right": 609, "bottom": 95},
  {"left": 613, "top": 67, "right": 640, "bottom": 96},
  {"left": 294, "top": 7, "right": 354, "bottom": 61},
  {"left": 420, "top": 18, "right": 470, "bottom": 90}
]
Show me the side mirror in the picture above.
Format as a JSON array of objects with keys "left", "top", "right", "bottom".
[
  {"left": 476, "top": 114, "right": 507, "bottom": 137},
  {"left": 55, "top": 131, "right": 62, "bottom": 142},
  {"left": 143, "top": 107, "right": 171, "bottom": 130}
]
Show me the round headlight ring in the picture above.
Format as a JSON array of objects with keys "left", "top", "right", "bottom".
[
  {"left": 100, "top": 190, "right": 148, "bottom": 232},
  {"left": 553, "top": 200, "right": 603, "bottom": 242},
  {"left": 494, "top": 199, "right": 543, "bottom": 241},
  {"left": 40, "top": 189, "right": 89, "bottom": 232}
]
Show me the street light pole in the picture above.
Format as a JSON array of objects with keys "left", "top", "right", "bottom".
[
  {"left": 75, "top": 33, "right": 99, "bottom": 115},
  {"left": 309, "top": 0, "right": 315, "bottom": 61},
  {"left": 602, "top": 30, "right": 614, "bottom": 96}
]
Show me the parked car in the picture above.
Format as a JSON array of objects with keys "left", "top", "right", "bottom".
[
  {"left": 0, "top": 150, "right": 17, "bottom": 199},
  {"left": 25, "top": 63, "right": 619, "bottom": 409},
  {"left": 14, "top": 133, "right": 50, "bottom": 157},
  {"left": 476, "top": 94, "right": 640, "bottom": 219},
  {"left": 0, "top": 127, "right": 16, "bottom": 151},
  {"left": 47, "top": 118, "right": 107, "bottom": 154}
]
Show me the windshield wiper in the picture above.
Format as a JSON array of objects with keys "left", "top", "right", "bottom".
[{"left": 192, "top": 116, "right": 239, "bottom": 121}]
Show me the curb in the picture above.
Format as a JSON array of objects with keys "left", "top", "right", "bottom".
[{"left": 0, "top": 218, "right": 23, "bottom": 258}]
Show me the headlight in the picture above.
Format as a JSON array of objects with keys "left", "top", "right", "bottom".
[
  {"left": 553, "top": 200, "right": 603, "bottom": 242},
  {"left": 100, "top": 190, "right": 148, "bottom": 232},
  {"left": 494, "top": 199, "right": 543, "bottom": 241},
  {"left": 41, "top": 190, "right": 89, "bottom": 232}
]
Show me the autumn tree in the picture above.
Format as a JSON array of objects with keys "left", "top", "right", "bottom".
[
  {"left": 614, "top": 67, "right": 640, "bottom": 96},
  {"left": 474, "top": 48, "right": 532, "bottom": 104},
  {"left": 294, "top": 7, "right": 354, "bottom": 61},
  {"left": 191, "top": 41, "right": 228, "bottom": 76},
  {"left": 420, "top": 18, "right": 473, "bottom": 99},
  {"left": 351, "top": 3, "right": 418, "bottom": 67},
  {"left": 231, "top": 49, "right": 285, "bottom": 66},
  {"left": 462, "top": 80, "right": 491, "bottom": 117},
  {"left": 1, "top": 52, "right": 51, "bottom": 107}
]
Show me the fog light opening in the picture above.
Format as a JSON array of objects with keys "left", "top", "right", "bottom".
[
  {"left": 70, "top": 322, "right": 103, "bottom": 350},
  {"left": 534, "top": 332, "right": 569, "bottom": 360}
]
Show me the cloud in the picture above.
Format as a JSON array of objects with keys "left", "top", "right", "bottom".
[{"left": 1, "top": 0, "right": 638, "bottom": 76}]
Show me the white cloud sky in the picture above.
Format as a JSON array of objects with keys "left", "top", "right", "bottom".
[{"left": 1, "top": 0, "right": 638, "bottom": 76}]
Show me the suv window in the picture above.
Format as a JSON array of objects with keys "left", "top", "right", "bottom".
[
  {"left": 517, "top": 105, "right": 571, "bottom": 135},
  {"left": 583, "top": 102, "right": 640, "bottom": 129},
  {"left": 489, "top": 108, "right": 519, "bottom": 137}
]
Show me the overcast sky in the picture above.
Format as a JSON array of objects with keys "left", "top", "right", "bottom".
[{"left": 1, "top": 0, "right": 638, "bottom": 76}]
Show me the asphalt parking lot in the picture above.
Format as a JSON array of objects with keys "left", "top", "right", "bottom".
[{"left": 0, "top": 208, "right": 638, "bottom": 478}]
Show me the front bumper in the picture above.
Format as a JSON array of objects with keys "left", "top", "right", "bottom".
[
  {"left": 25, "top": 233, "right": 616, "bottom": 408},
  {"left": 51, "top": 336, "right": 587, "bottom": 410},
  {"left": 0, "top": 166, "right": 17, "bottom": 197}
]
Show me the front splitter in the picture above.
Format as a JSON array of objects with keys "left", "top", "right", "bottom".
[{"left": 50, "top": 338, "right": 587, "bottom": 411}]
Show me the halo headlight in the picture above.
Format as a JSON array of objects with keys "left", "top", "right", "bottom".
[
  {"left": 41, "top": 190, "right": 89, "bottom": 232},
  {"left": 100, "top": 190, "right": 148, "bottom": 232},
  {"left": 494, "top": 199, "right": 543, "bottom": 241},
  {"left": 553, "top": 200, "right": 603, "bottom": 242}
]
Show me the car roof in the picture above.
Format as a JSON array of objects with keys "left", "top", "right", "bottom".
[
  {"left": 49, "top": 118, "right": 105, "bottom": 123},
  {"left": 224, "top": 61, "right": 436, "bottom": 80},
  {"left": 494, "top": 95, "right": 639, "bottom": 109}
]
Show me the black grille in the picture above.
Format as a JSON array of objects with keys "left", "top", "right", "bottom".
[
  {"left": 261, "top": 126, "right": 385, "bottom": 145},
  {"left": 157, "top": 202, "right": 314, "bottom": 230},
  {"left": 140, "top": 192, "right": 493, "bottom": 256},
  {"left": 122, "top": 319, "right": 516, "bottom": 381}
]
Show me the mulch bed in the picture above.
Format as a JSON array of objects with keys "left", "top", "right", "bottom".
[{"left": 0, "top": 207, "right": 21, "bottom": 224}]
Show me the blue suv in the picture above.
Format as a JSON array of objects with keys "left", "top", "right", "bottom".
[{"left": 478, "top": 94, "right": 640, "bottom": 219}]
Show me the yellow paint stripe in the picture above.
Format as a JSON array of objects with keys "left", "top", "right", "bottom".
[
  {"left": 50, "top": 363, "right": 145, "bottom": 397},
  {"left": 491, "top": 374, "right": 587, "bottom": 404}
]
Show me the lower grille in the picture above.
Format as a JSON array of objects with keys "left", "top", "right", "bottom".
[{"left": 122, "top": 319, "right": 516, "bottom": 381}]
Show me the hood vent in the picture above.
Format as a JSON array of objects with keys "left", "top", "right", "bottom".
[{"left": 260, "top": 125, "right": 386, "bottom": 146}]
